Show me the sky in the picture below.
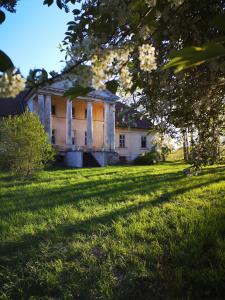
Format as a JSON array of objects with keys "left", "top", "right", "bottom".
[{"left": 0, "top": 0, "right": 77, "bottom": 76}]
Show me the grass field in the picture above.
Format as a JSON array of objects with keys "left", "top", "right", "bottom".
[{"left": 0, "top": 162, "right": 225, "bottom": 299}]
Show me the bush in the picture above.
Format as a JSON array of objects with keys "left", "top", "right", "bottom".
[
  {"left": 0, "top": 111, "right": 55, "bottom": 176},
  {"left": 133, "top": 146, "right": 161, "bottom": 165}
]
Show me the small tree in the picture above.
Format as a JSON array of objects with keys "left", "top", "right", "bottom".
[
  {"left": 151, "top": 133, "right": 173, "bottom": 162},
  {"left": 0, "top": 111, "right": 55, "bottom": 176}
]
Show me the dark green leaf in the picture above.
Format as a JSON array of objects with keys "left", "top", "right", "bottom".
[
  {"left": 64, "top": 86, "right": 94, "bottom": 99},
  {"left": 0, "top": 50, "right": 14, "bottom": 72},
  {"left": 73, "top": 9, "right": 80, "bottom": 15},
  {"left": 56, "top": 0, "right": 63, "bottom": 9},
  {"left": 67, "top": 21, "right": 76, "bottom": 25},
  {"left": 210, "top": 14, "right": 225, "bottom": 31},
  {"left": 43, "top": 0, "right": 54, "bottom": 6},
  {"left": 105, "top": 80, "right": 119, "bottom": 94},
  {"left": 0, "top": 10, "right": 5, "bottom": 24}
]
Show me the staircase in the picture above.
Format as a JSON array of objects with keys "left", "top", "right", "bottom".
[{"left": 83, "top": 152, "right": 101, "bottom": 167}]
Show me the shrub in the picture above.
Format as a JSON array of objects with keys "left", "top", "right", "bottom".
[
  {"left": 133, "top": 146, "right": 161, "bottom": 165},
  {"left": 0, "top": 111, "right": 55, "bottom": 176}
]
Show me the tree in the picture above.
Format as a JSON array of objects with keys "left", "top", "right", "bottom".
[
  {"left": 0, "top": 111, "right": 55, "bottom": 176},
  {"left": 1, "top": 0, "right": 225, "bottom": 169}
]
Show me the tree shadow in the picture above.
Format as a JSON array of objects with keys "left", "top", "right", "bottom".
[
  {"left": 0, "top": 169, "right": 183, "bottom": 218},
  {"left": 1, "top": 169, "right": 225, "bottom": 260}
]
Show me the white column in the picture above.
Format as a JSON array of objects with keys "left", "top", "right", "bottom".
[
  {"left": 109, "top": 103, "right": 115, "bottom": 151},
  {"left": 66, "top": 99, "right": 72, "bottom": 146},
  {"left": 104, "top": 102, "right": 110, "bottom": 150},
  {"left": 38, "top": 94, "right": 45, "bottom": 125},
  {"left": 86, "top": 101, "right": 93, "bottom": 149},
  {"left": 45, "top": 95, "right": 52, "bottom": 141}
]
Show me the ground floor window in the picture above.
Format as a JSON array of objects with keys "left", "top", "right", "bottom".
[
  {"left": 141, "top": 136, "right": 147, "bottom": 148},
  {"left": 72, "top": 130, "right": 76, "bottom": 145},
  {"left": 119, "top": 134, "right": 126, "bottom": 148},
  {"left": 52, "top": 129, "right": 56, "bottom": 144},
  {"left": 85, "top": 131, "right": 87, "bottom": 146}
]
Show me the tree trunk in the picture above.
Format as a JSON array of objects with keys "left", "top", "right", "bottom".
[{"left": 182, "top": 129, "right": 187, "bottom": 161}]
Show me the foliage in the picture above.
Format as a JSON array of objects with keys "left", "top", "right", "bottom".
[
  {"left": 0, "top": 50, "right": 14, "bottom": 72},
  {"left": 0, "top": 111, "right": 55, "bottom": 176},
  {"left": 133, "top": 146, "right": 161, "bottom": 165},
  {"left": 161, "top": 145, "right": 172, "bottom": 161},
  {"left": 1, "top": 0, "right": 225, "bottom": 170},
  {"left": 0, "top": 163, "right": 225, "bottom": 299},
  {"left": 167, "top": 148, "right": 184, "bottom": 161},
  {"left": 0, "top": 0, "right": 17, "bottom": 23}
]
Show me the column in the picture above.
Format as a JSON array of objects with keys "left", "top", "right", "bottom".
[
  {"left": 66, "top": 99, "right": 72, "bottom": 146},
  {"left": 28, "top": 97, "right": 34, "bottom": 112},
  {"left": 109, "top": 103, "right": 115, "bottom": 151},
  {"left": 86, "top": 101, "right": 93, "bottom": 149},
  {"left": 45, "top": 95, "right": 52, "bottom": 141},
  {"left": 38, "top": 94, "right": 45, "bottom": 125},
  {"left": 104, "top": 102, "right": 110, "bottom": 150}
]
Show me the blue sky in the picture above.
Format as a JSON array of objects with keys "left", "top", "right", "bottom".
[{"left": 0, "top": 0, "right": 77, "bottom": 76}]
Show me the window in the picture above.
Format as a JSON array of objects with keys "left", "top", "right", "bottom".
[
  {"left": 72, "top": 107, "right": 75, "bottom": 118},
  {"left": 141, "top": 136, "right": 147, "bottom": 148},
  {"left": 51, "top": 105, "right": 56, "bottom": 115},
  {"left": 85, "top": 131, "right": 87, "bottom": 146},
  {"left": 85, "top": 108, "right": 87, "bottom": 119},
  {"left": 72, "top": 130, "right": 76, "bottom": 145},
  {"left": 51, "top": 129, "right": 56, "bottom": 144},
  {"left": 119, "top": 134, "right": 126, "bottom": 148}
]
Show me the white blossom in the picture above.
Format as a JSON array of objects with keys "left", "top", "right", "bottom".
[
  {"left": 138, "top": 44, "right": 157, "bottom": 72},
  {"left": 0, "top": 69, "right": 26, "bottom": 98},
  {"left": 120, "top": 66, "right": 132, "bottom": 89},
  {"left": 91, "top": 48, "right": 132, "bottom": 90}
]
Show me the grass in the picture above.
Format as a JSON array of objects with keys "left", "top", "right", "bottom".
[{"left": 0, "top": 161, "right": 225, "bottom": 299}]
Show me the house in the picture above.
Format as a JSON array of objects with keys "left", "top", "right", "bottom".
[{"left": 0, "top": 79, "right": 154, "bottom": 167}]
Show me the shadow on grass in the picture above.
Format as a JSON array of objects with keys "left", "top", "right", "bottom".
[
  {"left": 0, "top": 169, "right": 183, "bottom": 217},
  {"left": 1, "top": 167, "right": 225, "bottom": 261},
  {"left": 1, "top": 164, "right": 225, "bottom": 220},
  {"left": 1, "top": 164, "right": 225, "bottom": 299}
]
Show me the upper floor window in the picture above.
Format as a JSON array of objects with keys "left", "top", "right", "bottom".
[
  {"left": 85, "top": 108, "right": 87, "bottom": 119},
  {"left": 72, "top": 107, "right": 75, "bottom": 118},
  {"left": 141, "top": 136, "right": 147, "bottom": 148},
  {"left": 51, "top": 129, "right": 56, "bottom": 144},
  {"left": 51, "top": 105, "right": 56, "bottom": 115},
  {"left": 119, "top": 134, "right": 126, "bottom": 148}
]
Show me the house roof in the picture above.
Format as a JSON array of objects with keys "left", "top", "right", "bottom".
[
  {"left": 86, "top": 90, "right": 119, "bottom": 102},
  {"left": 0, "top": 91, "right": 27, "bottom": 117},
  {"left": 115, "top": 102, "right": 152, "bottom": 130},
  {"left": 33, "top": 78, "right": 119, "bottom": 102}
]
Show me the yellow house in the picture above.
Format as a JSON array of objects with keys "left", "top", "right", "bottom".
[{"left": 23, "top": 79, "right": 154, "bottom": 167}]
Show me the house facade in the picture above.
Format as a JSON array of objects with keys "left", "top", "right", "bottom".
[{"left": 0, "top": 80, "right": 154, "bottom": 167}]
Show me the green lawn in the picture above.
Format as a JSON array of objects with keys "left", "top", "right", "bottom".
[{"left": 0, "top": 162, "right": 225, "bottom": 299}]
